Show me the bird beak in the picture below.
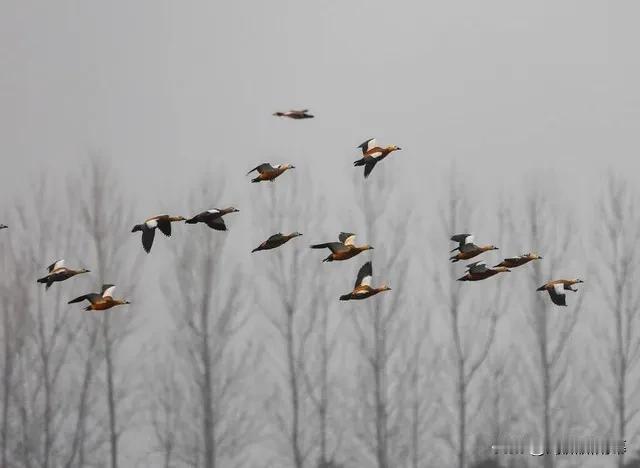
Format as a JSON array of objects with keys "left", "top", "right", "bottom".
[
  {"left": 290, "top": 165, "right": 296, "bottom": 169},
  {"left": 396, "top": 147, "right": 402, "bottom": 150},
  {"left": 234, "top": 208, "right": 240, "bottom": 212}
]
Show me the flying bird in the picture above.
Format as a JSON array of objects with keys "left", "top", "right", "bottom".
[
  {"left": 36, "top": 259, "right": 90, "bottom": 290},
  {"left": 457, "top": 261, "right": 510, "bottom": 281},
  {"left": 132, "top": 215, "right": 186, "bottom": 253},
  {"left": 494, "top": 253, "right": 542, "bottom": 269},
  {"left": 353, "top": 138, "right": 402, "bottom": 178},
  {"left": 185, "top": 207, "right": 239, "bottom": 231},
  {"left": 273, "top": 109, "right": 314, "bottom": 119},
  {"left": 537, "top": 279, "right": 584, "bottom": 306},
  {"left": 449, "top": 233, "right": 498, "bottom": 262},
  {"left": 68, "top": 284, "right": 130, "bottom": 311},
  {"left": 247, "top": 163, "right": 295, "bottom": 183},
  {"left": 252, "top": 232, "right": 302, "bottom": 253},
  {"left": 0, "top": 224, "right": 7, "bottom": 230},
  {"left": 339, "top": 261, "right": 391, "bottom": 301},
  {"left": 310, "top": 232, "right": 373, "bottom": 262}
]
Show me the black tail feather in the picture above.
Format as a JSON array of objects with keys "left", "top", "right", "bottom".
[{"left": 339, "top": 294, "right": 351, "bottom": 301}]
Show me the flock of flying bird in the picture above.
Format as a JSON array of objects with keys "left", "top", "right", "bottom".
[{"left": 0, "top": 109, "right": 583, "bottom": 308}]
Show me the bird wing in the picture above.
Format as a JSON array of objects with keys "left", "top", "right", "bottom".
[
  {"left": 364, "top": 160, "right": 378, "bottom": 178},
  {"left": 68, "top": 293, "right": 101, "bottom": 305},
  {"left": 206, "top": 217, "right": 227, "bottom": 231},
  {"left": 451, "top": 233, "right": 472, "bottom": 244},
  {"left": 548, "top": 284, "right": 567, "bottom": 306},
  {"left": 267, "top": 233, "right": 284, "bottom": 241},
  {"left": 141, "top": 228, "right": 156, "bottom": 253},
  {"left": 339, "top": 232, "right": 356, "bottom": 245},
  {"left": 460, "top": 242, "right": 480, "bottom": 253},
  {"left": 47, "top": 259, "right": 65, "bottom": 272},
  {"left": 292, "top": 109, "right": 308, "bottom": 114},
  {"left": 467, "top": 261, "right": 488, "bottom": 273},
  {"left": 357, "top": 138, "right": 376, "bottom": 154},
  {"left": 102, "top": 285, "right": 116, "bottom": 298},
  {"left": 311, "top": 242, "right": 349, "bottom": 253},
  {"left": 157, "top": 218, "right": 172, "bottom": 237},
  {"left": 355, "top": 261, "right": 373, "bottom": 288},
  {"left": 247, "top": 163, "right": 275, "bottom": 175}
]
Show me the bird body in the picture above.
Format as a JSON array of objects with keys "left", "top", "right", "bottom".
[
  {"left": 340, "top": 261, "right": 391, "bottom": 301},
  {"left": 247, "top": 163, "right": 295, "bottom": 183},
  {"left": 185, "top": 207, "right": 239, "bottom": 231},
  {"left": 354, "top": 138, "right": 402, "bottom": 178},
  {"left": 37, "top": 259, "right": 90, "bottom": 290},
  {"left": 449, "top": 233, "right": 498, "bottom": 262},
  {"left": 252, "top": 232, "right": 302, "bottom": 252},
  {"left": 273, "top": 109, "right": 314, "bottom": 119},
  {"left": 457, "top": 261, "right": 510, "bottom": 281},
  {"left": 537, "top": 279, "right": 583, "bottom": 306},
  {"left": 310, "top": 232, "right": 373, "bottom": 262},
  {"left": 494, "top": 253, "right": 542, "bottom": 268},
  {"left": 132, "top": 214, "right": 185, "bottom": 253},
  {"left": 0, "top": 224, "right": 7, "bottom": 229},
  {"left": 68, "top": 284, "right": 130, "bottom": 311}
]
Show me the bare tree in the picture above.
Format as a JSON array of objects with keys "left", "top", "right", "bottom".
[
  {"left": 594, "top": 172, "right": 640, "bottom": 467},
  {"left": 153, "top": 178, "right": 258, "bottom": 468}
]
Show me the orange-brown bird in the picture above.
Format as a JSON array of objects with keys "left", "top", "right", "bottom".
[
  {"left": 252, "top": 232, "right": 302, "bottom": 253},
  {"left": 273, "top": 109, "right": 314, "bottom": 119},
  {"left": 537, "top": 279, "right": 584, "bottom": 306},
  {"left": 494, "top": 252, "right": 542, "bottom": 269},
  {"left": 310, "top": 232, "right": 373, "bottom": 262},
  {"left": 449, "top": 233, "right": 498, "bottom": 262},
  {"left": 354, "top": 138, "right": 402, "bottom": 178},
  {"left": 132, "top": 215, "right": 186, "bottom": 253},
  {"left": 185, "top": 207, "right": 239, "bottom": 231},
  {"left": 68, "top": 284, "right": 130, "bottom": 311},
  {"left": 339, "top": 261, "right": 391, "bottom": 301},
  {"left": 37, "top": 259, "right": 90, "bottom": 290},
  {"left": 457, "top": 261, "right": 510, "bottom": 281},
  {"left": 247, "top": 163, "right": 295, "bottom": 183}
]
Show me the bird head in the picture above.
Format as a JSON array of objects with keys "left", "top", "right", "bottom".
[
  {"left": 575, "top": 278, "right": 584, "bottom": 284},
  {"left": 381, "top": 284, "right": 392, "bottom": 292},
  {"left": 363, "top": 244, "right": 374, "bottom": 251},
  {"left": 80, "top": 268, "right": 90, "bottom": 274},
  {"left": 390, "top": 145, "right": 402, "bottom": 151},
  {"left": 229, "top": 207, "right": 240, "bottom": 213},
  {"left": 489, "top": 245, "right": 499, "bottom": 250},
  {"left": 291, "top": 232, "right": 303, "bottom": 237}
]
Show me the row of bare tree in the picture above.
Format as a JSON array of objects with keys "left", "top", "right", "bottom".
[{"left": 1, "top": 160, "right": 639, "bottom": 468}]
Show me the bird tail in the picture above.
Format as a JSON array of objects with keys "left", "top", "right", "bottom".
[
  {"left": 457, "top": 276, "right": 468, "bottom": 282},
  {"left": 131, "top": 224, "right": 143, "bottom": 233},
  {"left": 353, "top": 158, "right": 366, "bottom": 167},
  {"left": 251, "top": 247, "right": 261, "bottom": 253},
  {"left": 449, "top": 256, "right": 460, "bottom": 262},
  {"left": 449, "top": 247, "right": 460, "bottom": 253},
  {"left": 536, "top": 285, "right": 546, "bottom": 291},
  {"left": 339, "top": 294, "right": 351, "bottom": 301},
  {"left": 322, "top": 255, "right": 333, "bottom": 263},
  {"left": 251, "top": 176, "right": 261, "bottom": 183},
  {"left": 84, "top": 305, "right": 92, "bottom": 311},
  {"left": 36, "top": 277, "right": 47, "bottom": 284}
]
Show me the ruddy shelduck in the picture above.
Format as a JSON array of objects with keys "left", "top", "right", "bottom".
[
  {"left": 132, "top": 214, "right": 186, "bottom": 253},
  {"left": 37, "top": 259, "right": 90, "bottom": 290},
  {"left": 273, "top": 109, "right": 314, "bottom": 119},
  {"left": 354, "top": 138, "right": 402, "bottom": 178},
  {"left": 450, "top": 233, "right": 498, "bottom": 262},
  {"left": 252, "top": 232, "right": 302, "bottom": 253},
  {"left": 310, "top": 232, "right": 373, "bottom": 262},
  {"left": 340, "top": 261, "right": 391, "bottom": 301},
  {"left": 247, "top": 163, "right": 295, "bottom": 183},
  {"left": 537, "top": 279, "right": 584, "bottom": 306},
  {"left": 0, "top": 224, "right": 7, "bottom": 230},
  {"left": 68, "top": 284, "right": 130, "bottom": 311},
  {"left": 185, "top": 207, "right": 239, "bottom": 231},
  {"left": 457, "top": 261, "right": 510, "bottom": 282},
  {"left": 494, "top": 253, "right": 543, "bottom": 269}
]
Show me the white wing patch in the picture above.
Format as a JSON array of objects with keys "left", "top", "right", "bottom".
[
  {"left": 465, "top": 235, "right": 474, "bottom": 245},
  {"left": 343, "top": 235, "right": 356, "bottom": 246},
  {"left": 207, "top": 209, "right": 220, "bottom": 214},
  {"left": 360, "top": 274, "right": 372, "bottom": 287},
  {"left": 52, "top": 259, "right": 65, "bottom": 271},
  {"left": 552, "top": 283, "right": 565, "bottom": 296},
  {"left": 366, "top": 139, "right": 377, "bottom": 152},
  {"left": 103, "top": 286, "right": 116, "bottom": 298},
  {"left": 145, "top": 219, "right": 158, "bottom": 229}
]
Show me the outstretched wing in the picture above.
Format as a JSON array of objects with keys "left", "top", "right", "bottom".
[
  {"left": 355, "top": 261, "right": 373, "bottom": 288},
  {"left": 102, "top": 284, "right": 116, "bottom": 298},
  {"left": 364, "top": 160, "right": 377, "bottom": 178},
  {"left": 547, "top": 284, "right": 567, "bottom": 306},
  {"left": 47, "top": 259, "right": 65, "bottom": 272},
  {"left": 206, "top": 217, "right": 227, "bottom": 231},
  {"left": 339, "top": 232, "right": 356, "bottom": 245},
  {"left": 310, "top": 242, "right": 349, "bottom": 253},
  {"left": 68, "top": 293, "right": 101, "bottom": 305},
  {"left": 141, "top": 228, "right": 155, "bottom": 253},
  {"left": 247, "top": 163, "right": 275, "bottom": 175},
  {"left": 466, "top": 261, "right": 488, "bottom": 274},
  {"left": 157, "top": 218, "right": 172, "bottom": 237},
  {"left": 357, "top": 138, "right": 376, "bottom": 154}
]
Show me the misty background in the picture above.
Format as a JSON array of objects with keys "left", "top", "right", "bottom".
[{"left": 1, "top": 1, "right": 639, "bottom": 467}]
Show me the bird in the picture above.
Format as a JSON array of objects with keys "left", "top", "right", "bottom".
[
  {"left": 68, "top": 284, "right": 131, "bottom": 311},
  {"left": 131, "top": 215, "right": 186, "bottom": 253},
  {"left": 185, "top": 207, "right": 239, "bottom": 231},
  {"left": 247, "top": 163, "right": 295, "bottom": 183},
  {"left": 494, "top": 253, "right": 543, "bottom": 269},
  {"left": 310, "top": 232, "right": 373, "bottom": 262},
  {"left": 537, "top": 279, "right": 584, "bottom": 306},
  {"left": 457, "top": 261, "right": 510, "bottom": 281},
  {"left": 353, "top": 138, "right": 402, "bottom": 178},
  {"left": 273, "top": 109, "right": 314, "bottom": 119},
  {"left": 0, "top": 224, "right": 7, "bottom": 230},
  {"left": 340, "top": 261, "right": 391, "bottom": 301},
  {"left": 252, "top": 232, "right": 302, "bottom": 253},
  {"left": 36, "top": 259, "right": 90, "bottom": 290},
  {"left": 449, "top": 233, "right": 498, "bottom": 262}
]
